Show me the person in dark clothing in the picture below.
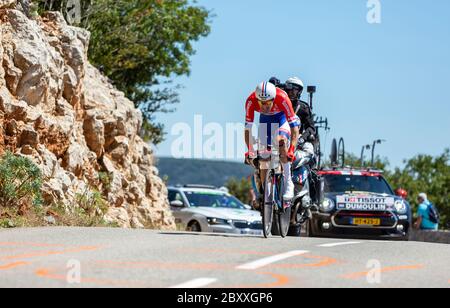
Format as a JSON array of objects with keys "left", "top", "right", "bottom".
[
  {"left": 268, "top": 76, "right": 317, "bottom": 143},
  {"left": 284, "top": 77, "right": 316, "bottom": 144},
  {"left": 296, "top": 98, "right": 316, "bottom": 144},
  {"left": 269, "top": 77, "right": 281, "bottom": 87}
]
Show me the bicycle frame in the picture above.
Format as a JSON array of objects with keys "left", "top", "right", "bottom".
[{"left": 249, "top": 148, "right": 291, "bottom": 238}]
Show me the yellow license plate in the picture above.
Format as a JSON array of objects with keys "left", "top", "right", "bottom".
[{"left": 353, "top": 218, "right": 381, "bottom": 226}]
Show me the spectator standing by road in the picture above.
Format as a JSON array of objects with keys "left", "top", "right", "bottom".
[{"left": 414, "top": 193, "right": 439, "bottom": 231}]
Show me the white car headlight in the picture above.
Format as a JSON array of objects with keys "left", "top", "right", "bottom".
[
  {"left": 207, "top": 217, "right": 232, "bottom": 226},
  {"left": 394, "top": 200, "right": 407, "bottom": 214},
  {"left": 320, "top": 198, "right": 335, "bottom": 213}
]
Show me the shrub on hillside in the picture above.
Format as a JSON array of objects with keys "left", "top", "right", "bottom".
[{"left": 0, "top": 152, "right": 43, "bottom": 211}]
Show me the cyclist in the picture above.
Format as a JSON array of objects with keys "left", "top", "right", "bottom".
[{"left": 244, "top": 81, "right": 300, "bottom": 202}]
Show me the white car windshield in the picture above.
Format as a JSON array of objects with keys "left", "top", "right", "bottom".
[{"left": 184, "top": 191, "right": 246, "bottom": 209}]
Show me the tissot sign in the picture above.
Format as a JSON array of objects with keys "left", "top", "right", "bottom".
[{"left": 336, "top": 195, "right": 395, "bottom": 211}]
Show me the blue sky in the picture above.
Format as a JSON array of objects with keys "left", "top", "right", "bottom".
[{"left": 154, "top": 0, "right": 450, "bottom": 168}]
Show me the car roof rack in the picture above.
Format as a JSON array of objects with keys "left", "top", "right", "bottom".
[
  {"left": 321, "top": 167, "right": 384, "bottom": 174},
  {"left": 366, "top": 168, "right": 384, "bottom": 173}
]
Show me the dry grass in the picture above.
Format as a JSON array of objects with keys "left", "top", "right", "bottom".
[{"left": 0, "top": 204, "right": 119, "bottom": 229}]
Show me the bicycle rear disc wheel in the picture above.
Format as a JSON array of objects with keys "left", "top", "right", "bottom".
[
  {"left": 277, "top": 175, "right": 291, "bottom": 238},
  {"left": 278, "top": 209, "right": 291, "bottom": 238}
]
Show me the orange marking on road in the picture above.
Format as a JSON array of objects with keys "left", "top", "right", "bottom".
[
  {"left": 0, "top": 248, "right": 21, "bottom": 253},
  {"left": 341, "top": 264, "right": 424, "bottom": 279},
  {"left": 0, "top": 246, "right": 101, "bottom": 261},
  {"left": 271, "top": 254, "right": 340, "bottom": 269},
  {"left": 95, "top": 260, "right": 230, "bottom": 271},
  {"left": 230, "top": 272, "right": 290, "bottom": 288},
  {"left": 0, "top": 261, "right": 30, "bottom": 270},
  {"left": 35, "top": 268, "right": 147, "bottom": 288},
  {"left": 0, "top": 242, "right": 65, "bottom": 248},
  {"left": 94, "top": 255, "right": 337, "bottom": 272}
]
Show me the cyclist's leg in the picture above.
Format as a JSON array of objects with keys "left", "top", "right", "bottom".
[
  {"left": 276, "top": 118, "right": 294, "bottom": 201},
  {"left": 258, "top": 116, "right": 273, "bottom": 190},
  {"left": 259, "top": 169, "right": 267, "bottom": 198},
  {"left": 278, "top": 136, "right": 289, "bottom": 164},
  {"left": 250, "top": 172, "right": 262, "bottom": 210},
  {"left": 276, "top": 116, "right": 291, "bottom": 162}
]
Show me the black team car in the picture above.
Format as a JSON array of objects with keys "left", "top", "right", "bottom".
[{"left": 308, "top": 169, "right": 412, "bottom": 240}]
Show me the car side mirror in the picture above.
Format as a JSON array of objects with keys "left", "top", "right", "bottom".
[
  {"left": 244, "top": 204, "right": 252, "bottom": 210},
  {"left": 170, "top": 200, "right": 184, "bottom": 208}
]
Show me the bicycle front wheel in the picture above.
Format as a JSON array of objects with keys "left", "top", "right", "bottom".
[{"left": 262, "top": 170, "right": 275, "bottom": 238}]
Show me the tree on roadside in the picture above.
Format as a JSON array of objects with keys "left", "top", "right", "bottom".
[
  {"left": 387, "top": 149, "right": 449, "bottom": 228},
  {"left": 226, "top": 177, "right": 253, "bottom": 206}
]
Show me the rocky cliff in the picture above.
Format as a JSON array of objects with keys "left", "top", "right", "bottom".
[{"left": 0, "top": 3, "right": 176, "bottom": 229}]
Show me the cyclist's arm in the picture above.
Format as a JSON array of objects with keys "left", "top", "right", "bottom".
[
  {"left": 280, "top": 95, "right": 301, "bottom": 149},
  {"left": 245, "top": 130, "right": 252, "bottom": 152},
  {"left": 291, "top": 125, "right": 300, "bottom": 149},
  {"left": 299, "top": 103, "right": 317, "bottom": 141},
  {"left": 245, "top": 98, "right": 256, "bottom": 152}
]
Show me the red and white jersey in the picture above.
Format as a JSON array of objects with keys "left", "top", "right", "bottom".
[{"left": 245, "top": 88, "right": 300, "bottom": 129}]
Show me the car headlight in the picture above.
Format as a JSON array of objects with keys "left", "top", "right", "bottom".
[
  {"left": 394, "top": 200, "right": 407, "bottom": 214},
  {"left": 320, "top": 198, "right": 335, "bottom": 213},
  {"left": 207, "top": 217, "right": 232, "bottom": 226}
]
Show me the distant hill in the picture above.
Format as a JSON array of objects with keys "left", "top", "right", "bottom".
[{"left": 156, "top": 157, "right": 253, "bottom": 187}]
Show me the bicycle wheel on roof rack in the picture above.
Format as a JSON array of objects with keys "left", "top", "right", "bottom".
[
  {"left": 314, "top": 134, "right": 321, "bottom": 169},
  {"left": 330, "top": 138, "right": 338, "bottom": 166},
  {"left": 338, "top": 138, "right": 346, "bottom": 168}
]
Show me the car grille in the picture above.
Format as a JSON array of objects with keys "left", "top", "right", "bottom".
[{"left": 234, "top": 221, "right": 263, "bottom": 230}]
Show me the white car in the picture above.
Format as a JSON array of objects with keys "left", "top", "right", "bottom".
[{"left": 168, "top": 185, "right": 263, "bottom": 236}]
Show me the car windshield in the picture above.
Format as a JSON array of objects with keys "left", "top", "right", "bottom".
[
  {"left": 324, "top": 175, "right": 393, "bottom": 195},
  {"left": 184, "top": 191, "right": 246, "bottom": 209}
]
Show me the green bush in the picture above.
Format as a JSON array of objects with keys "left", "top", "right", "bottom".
[
  {"left": 387, "top": 149, "right": 450, "bottom": 228},
  {"left": 226, "top": 177, "right": 253, "bottom": 205},
  {"left": 0, "top": 152, "right": 43, "bottom": 210},
  {"left": 98, "top": 171, "right": 112, "bottom": 192},
  {"left": 75, "top": 187, "right": 108, "bottom": 218}
]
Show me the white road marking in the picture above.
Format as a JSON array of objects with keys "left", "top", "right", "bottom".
[
  {"left": 236, "top": 250, "right": 309, "bottom": 270},
  {"left": 170, "top": 278, "right": 217, "bottom": 288},
  {"left": 318, "top": 241, "right": 361, "bottom": 248}
]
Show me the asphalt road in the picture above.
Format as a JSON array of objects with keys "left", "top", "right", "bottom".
[{"left": 0, "top": 227, "right": 449, "bottom": 288}]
